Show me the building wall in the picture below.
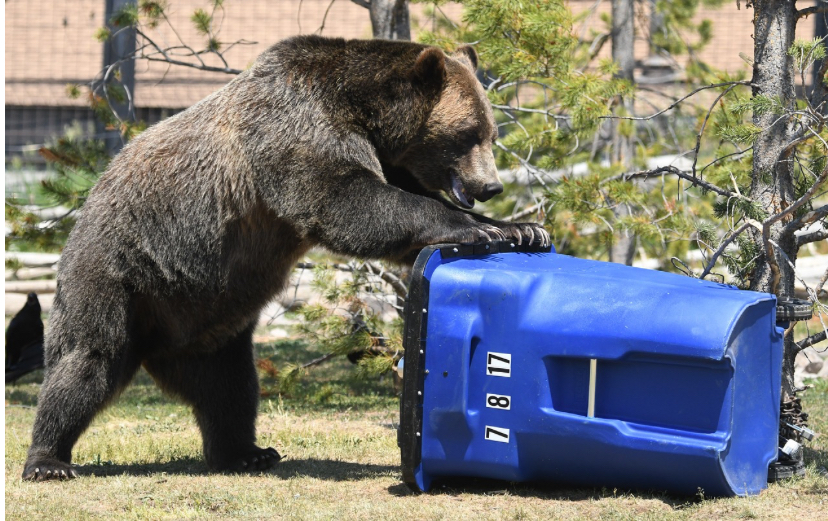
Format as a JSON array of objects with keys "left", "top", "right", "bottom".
[{"left": 4, "top": 1, "right": 823, "bottom": 166}]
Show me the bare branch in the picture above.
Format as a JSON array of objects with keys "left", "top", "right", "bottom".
[
  {"left": 504, "top": 203, "right": 543, "bottom": 223},
  {"left": 141, "top": 55, "right": 242, "bottom": 75},
  {"left": 492, "top": 104, "right": 571, "bottom": 120},
  {"left": 769, "top": 239, "right": 821, "bottom": 300},
  {"left": 598, "top": 81, "right": 750, "bottom": 122},
  {"left": 798, "top": 228, "right": 828, "bottom": 247},
  {"left": 364, "top": 262, "right": 408, "bottom": 301},
  {"left": 294, "top": 261, "right": 407, "bottom": 300},
  {"left": 780, "top": 127, "right": 819, "bottom": 157},
  {"left": 817, "top": 265, "right": 828, "bottom": 296},
  {"left": 785, "top": 203, "right": 828, "bottom": 234},
  {"left": 797, "top": 4, "right": 828, "bottom": 20},
  {"left": 316, "top": 0, "right": 339, "bottom": 34},
  {"left": 698, "top": 221, "right": 755, "bottom": 280},
  {"left": 220, "top": 39, "right": 257, "bottom": 55},
  {"left": 796, "top": 331, "right": 826, "bottom": 351},
  {"left": 135, "top": 28, "right": 249, "bottom": 75},
  {"left": 587, "top": 33, "right": 610, "bottom": 62},
  {"left": 699, "top": 146, "right": 753, "bottom": 177},
  {"left": 769, "top": 166, "right": 828, "bottom": 228},
  {"left": 494, "top": 141, "right": 549, "bottom": 187},
  {"left": 691, "top": 83, "right": 742, "bottom": 178},
  {"left": 603, "top": 165, "right": 736, "bottom": 198},
  {"left": 350, "top": 0, "right": 371, "bottom": 8}
]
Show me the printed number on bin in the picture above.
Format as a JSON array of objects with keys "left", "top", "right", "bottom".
[
  {"left": 486, "top": 352, "right": 511, "bottom": 377},
  {"left": 484, "top": 426, "right": 510, "bottom": 443},
  {"left": 486, "top": 393, "right": 511, "bottom": 410}
]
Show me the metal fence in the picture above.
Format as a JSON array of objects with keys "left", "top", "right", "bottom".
[{"left": 4, "top": 0, "right": 384, "bottom": 173}]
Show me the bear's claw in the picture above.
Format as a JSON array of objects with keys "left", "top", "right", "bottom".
[
  {"left": 224, "top": 446, "right": 282, "bottom": 473},
  {"left": 22, "top": 458, "right": 78, "bottom": 481},
  {"left": 495, "top": 222, "right": 549, "bottom": 248}
]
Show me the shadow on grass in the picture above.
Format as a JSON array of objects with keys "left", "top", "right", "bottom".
[
  {"left": 77, "top": 457, "right": 208, "bottom": 477},
  {"left": 804, "top": 446, "right": 828, "bottom": 467},
  {"left": 76, "top": 457, "right": 399, "bottom": 482},
  {"left": 5, "top": 388, "right": 40, "bottom": 407},
  {"left": 271, "top": 458, "right": 399, "bottom": 481},
  {"left": 387, "top": 476, "right": 699, "bottom": 507}
]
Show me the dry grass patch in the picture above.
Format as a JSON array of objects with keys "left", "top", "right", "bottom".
[{"left": 5, "top": 340, "right": 828, "bottom": 520}]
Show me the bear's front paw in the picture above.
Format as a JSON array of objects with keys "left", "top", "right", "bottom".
[
  {"left": 498, "top": 223, "right": 550, "bottom": 247},
  {"left": 22, "top": 457, "right": 78, "bottom": 481}
]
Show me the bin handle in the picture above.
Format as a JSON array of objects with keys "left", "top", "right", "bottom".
[{"left": 588, "top": 358, "right": 597, "bottom": 418}]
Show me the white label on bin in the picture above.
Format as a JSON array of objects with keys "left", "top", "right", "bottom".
[
  {"left": 486, "top": 393, "right": 511, "bottom": 410},
  {"left": 486, "top": 352, "right": 511, "bottom": 377},
  {"left": 484, "top": 425, "right": 510, "bottom": 443}
]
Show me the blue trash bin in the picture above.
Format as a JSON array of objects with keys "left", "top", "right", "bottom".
[{"left": 398, "top": 242, "right": 784, "bottom": 497}]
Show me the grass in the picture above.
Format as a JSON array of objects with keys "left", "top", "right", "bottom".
[{"left": 5, "top": 338, "right": 828, "bottom": 520}]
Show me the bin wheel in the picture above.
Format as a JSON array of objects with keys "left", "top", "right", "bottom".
[
  {"left": 768, "top": 458, "right": 805, "bottom": 483},
  {"left": 776, "top": 299, "right": 813, "bottom": 323}
]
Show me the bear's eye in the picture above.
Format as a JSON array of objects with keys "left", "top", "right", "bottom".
[{"left": 456, "top": 129, "right": 480, "bottom": 149}]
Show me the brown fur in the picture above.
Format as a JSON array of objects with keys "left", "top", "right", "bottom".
[{"left": 22, "top": 36, "right": 548, "bottom": 481}]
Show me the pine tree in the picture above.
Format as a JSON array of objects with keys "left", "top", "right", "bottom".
[{"left": 421, "top": 0, "right": 826, "bottom": 431}]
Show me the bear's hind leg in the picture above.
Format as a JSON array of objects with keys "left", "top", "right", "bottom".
[
  {"left": 143, "top": 323, "right": 280, "bottom": 473},
  {"left": 23, "top": 342, "right": 141, "bottom": 480}
]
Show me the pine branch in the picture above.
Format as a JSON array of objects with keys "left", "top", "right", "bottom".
[
  {"left": 607, "top": 163, "right": 824, "bottom": 286},
  {"left": 301, "top": 352, "right": 338, "bottom": 369}
]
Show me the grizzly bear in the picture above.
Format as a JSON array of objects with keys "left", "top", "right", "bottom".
[{"left": 23, "top": 35, "right": 548, "bottom": 480}]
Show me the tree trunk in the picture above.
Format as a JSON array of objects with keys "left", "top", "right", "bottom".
[
  {"left": 101, "top": 0, "right": 136, "bottom": 153},
  {"left": 369, "top": 0, "right": 410, "bottom": 40},
  {"left": 609, "top": 0, "right": 636, "bottom": 265},
  {"left": 749, "top": 0, "right": 799, "bottom": 394},
  {"left": 813, "top": 3, "right": 828, "bottom": 91},
  {"left": 648, "top": 0, "right": 666, "bottom": 56}
]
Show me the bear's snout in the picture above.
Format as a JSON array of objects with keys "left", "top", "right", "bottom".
[{"left": 476, "top": 182, "right": 503, "bottom": 202}]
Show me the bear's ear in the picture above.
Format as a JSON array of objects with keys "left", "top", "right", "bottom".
[
  {"left": 412, "top": 47, "right": 446, "bottom": 85},
  {"left": 451, "top": 45, "right": 478, "bottom": 72}
]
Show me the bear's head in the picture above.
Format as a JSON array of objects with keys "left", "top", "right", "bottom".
[{"left": 398, "top": 46, "right": 503, "bottom": 209}]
